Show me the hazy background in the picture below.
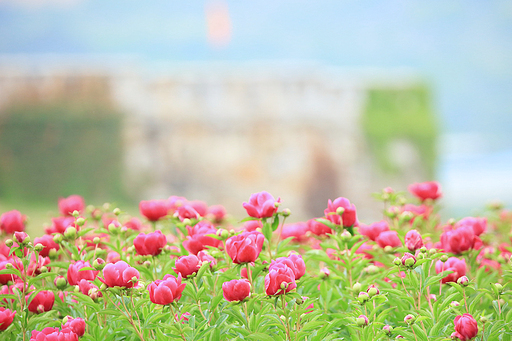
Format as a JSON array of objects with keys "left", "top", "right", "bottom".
[{"left": 1, "top": 0, "right": 512, "bottom": 227}]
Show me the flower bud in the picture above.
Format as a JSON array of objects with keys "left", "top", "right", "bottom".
[
  {"left": 143, "top": 261, "right": 151, "bottom": 268},
  {"left": 282, "top": 208, "right": 291, "bottom": 217},
  {"left": 400, "top": 211, "right": 413, "bottom": 222},
  {"left": 356, "top": 315, "right": 368, "bottom": 327},
  {"left": 340, "top": 230, "right": 352, "bottom": 241},
  {"left": 440, "top": 254, "right": 448, "bottom": 262},
  {"left": 39, "top": 266, "right": 48, "bottom": 273},
  {"left": 352, "top": 282, "right": 362, "bottom": 293},
  {"left": 108, "top": 223, "right": 119, "bottom": 234},
  {"left": 429, "top": 248, "right": 437, "bottom": 256},
  {"left": 76, "top": 217, "right": 86, "bottom": 226},
  {"left": 365, "top": 265, "right": 379, "bottom": 274},
  {"left": 457, "top": 276, "right": 469, "bottom": 287},
  {"left": 72, "top": 210, "right": 80, "bottom": 218},
  {"left": 48, "top": 248, "right": 58, "bottom": 259},
  {"left": 393, "top": 257, "right": 402, "bottom": 266},
  {"left": 74, "top": 286, "right": 80, "bottom": 293},
  {"left": 93, "top": 258, "right": 106, "bottom": 271},
  {"left": 358, "top": 292, "right": 369, "bottom": 304},
  {"left": 419, "top": 246, "right": 427, "bottom": 253},
  {"left": 53, "top": 234, "right": 63, "bottom": 244},
  {"left": 113, "top": 208, "right": 121, "bottom": 216},
  {"left": 404, "top": 314, "right": 415, "bottom": 324},
  {"left": 55, "top": 276, "right": 67, "bottom": 290},
  {"left": 93, "top": 237, "right": 101, "bottom": 245},
  {"left": 383, "top": 325, "right": 393, "bottom": 335},
  {"left": 336, "top": 207, "right": 345, "bottom": 215},
  {"left": 64, "top": 227, "right": 77, "bottom": 239},
  {"left": 34, "top": 243, "right": 44, "bottom": 252},
  {"left": 367, "top": 285, "right": 379, "bottom": 297},
  {"left": 5, "top": 239, "right": 13, "bottom": 247},
  {"left": 495, "top": 283, "right": 503, "bottom": 293},
  {"left": 450, "top": 301, "right": 460, "bottom": 307},
  {"left": 274, "top": 201, "right": 281, "bottom": 208},
  {"left": 428, "top": 294, "right": 437, "bottom": 302},
  {"left": 480, "top": 316, "right": 488, "bottom": 323},
  {"left": 384, "top": 245, "right": 394, "bottom": 253},
  {"left": 182, "top": 218, "right": 191, "bottom": 226},
  {"left": 320, "top": 267, "right": 330, "bottom": 279}
]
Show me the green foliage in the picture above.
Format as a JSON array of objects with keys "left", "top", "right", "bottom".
[
  {"left": 362, "top": 85, "right": 437, "bottom": 177},
  {"left": 0, "top": 102, "right": 126, "bottom": 203}
]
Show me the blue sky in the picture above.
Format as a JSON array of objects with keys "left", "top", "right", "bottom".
[{"left": 1, "top": 0, "right": 512, "bottom": 148}]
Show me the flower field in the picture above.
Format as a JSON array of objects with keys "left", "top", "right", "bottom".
[{"left": 0, "top": 183, "right": 511, "bottom": 340}]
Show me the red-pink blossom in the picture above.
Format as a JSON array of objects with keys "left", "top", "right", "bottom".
[
  {"left": 173, "top": 255, "right": 201, "bottom": 278},
  {"left": 359, "top": 221, "right": 389, "bottom": 241},
  {"left": 324, "top": 197, "right": 357, "bottom": 227},
  {"left": 226, "top": 231, "right": 265, "bottom": 264},
  {"left": 58, "top": 195, "right": 85, "bottom": 216},
  {"left": 133, "top": 230, "right": 167, "bottom": 256},
  {"left": 435, "top": 257, "right": 466, "bottom": 283},
  {"left": 0, "top": 210, "right": 26, "bottom": 234},
  {"left": 139, "top": 200, "right": 169, "bottom": 222},
  {"left": 222, "top": 279, "right": 251, "bottom": 302},
  {"left": 405, "top": 230, "right": 423, "bottom": 251},
  {"left": 453, "top": 314, "right": 478, "bottom": 341},
  {"left": 408, "top": 181, "right": 442, "bottom": 201},
  {"left": 376, "top": 231, "right": 402, "bottom": 248},
  {"left": 265, "top": 265, "right": 296, "bottom": 295},
  {"left": 243, "top": 191, "right": 280, "bottom": 219},
  {"left": 148, "top": 274, "right": 186, "bottom": 305},
  {"left": 100, "top": 261, "right": 140, "bottom": 288}
]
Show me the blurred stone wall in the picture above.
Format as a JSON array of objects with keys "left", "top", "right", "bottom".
[{"left": 0, "top": 58, "right": 430, "bottom": 221}]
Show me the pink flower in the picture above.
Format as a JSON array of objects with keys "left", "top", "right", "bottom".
[
  {"left": 63, "top": 316, "right": 86, "bottom": 337},
  {"left": 435, "top": 257, "right": 466, "bottom": 283},
  {"left": 33, "top": 235, "right": 60, "bottom": 257},
  {"left": 133, "top": 230, "right": 167, "bottom": 256},
  {"left": 243, "top": 191, "right": 280, "bottom": 219},
  {"left": 30, "top": 327, "right": 78, "bottom": 341},
  {"left": 265, "top": 265, "right": 296, "bottom": 295},
  {"left": 168, "top": 196, "right": 187, "bottom": 213},
  {"left": 14, "top": 231, "right": 29, "bottom": 244},
  {"left": 440, "top": 226, "right": 481, "bottom": 254},
  {"left": 207, "top": 205, "right": 227, "bottom": 223},
  {"left": 173, "top": 255, "right": 201, "bottom": 278},
  {"left": 225, "top": 231, "right": 265, "bottom": 264},
  {"left": 67, "top": 261, "right": 98, "bottom": 286},
  {"left": 182, "top": 221, "right": 221, "bottom": 255},
  {"left": 408, "top": 181, "right": 442, "bottom": 201},
  {"left": 0, "top": 307, "right": 15, "bottom": 331},
  {"left": 197, "top": 251, "right": 217, "bottom": 268},
  {"left": 188, "top": 201, "right": 208, "bottom": 217},
  {"left": 100, "top": 261, "right": 140, "bottom": 288},
  {"left": 453, "top": 314, "right": 478, "bottom": 341},
  {"left": 176, "top": 205, "right": 200, "bottom": 221},
  {"left": 124, "top": 217, "right": 143, "bottom": 231},
  {"left": 58, "top": 195, "right": 85, "bottom": 216},
  {"left": 27, "top": 291, "right": 55, "bottom": 314},
  {"left": 324, "top": 197, "right": 357, "bottom": 227},
  {"left": 279, "top": 223, "right": 309, "bottom": 243},
  {"left": 405, "top": 230, "right": 423, "bottom": 251},
  {"left": 401, "top": 204, "right": 431, "bottom": 221},
  {"left": 148, "top": 274, "right": 186, "bottom": 305},
  {"left": 456, "top": 217, "right": 487, "bottom": 236},
  {"left": 269, "top": 253, "right": 306, "bottom": 280},
  {"left": 139, "top": 200, "right": 169, "bottom": 221},
  {"left": 77, "top": 279, "right": 101, "bottom": 299},
  {"left": 46, "top": 217, "right": 76, "bottom": 234},
  {"left": 243, "top": 220, "right": 263, "bottom": 232},
  {"left": 376, "top": 231, "right": 402, "bottom": 248},
  {"left": 359, "top": 221, "right": 389, "bottom": 241},
  {"left": 0, "top": 210, "right": 26, "bottom": 234},
  {"left": 307, "top": 219, "right": 332, "bottom": 236},
  {"left": 222, "top": 279, "right": 251, "bottom": 302}
]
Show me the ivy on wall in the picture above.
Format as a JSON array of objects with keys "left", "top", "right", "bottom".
[
  {"left": 0, "top": 103, "right": 126, "bottom": 203},
  {"left": 361, "top": 85, "right": 437, "bottom": 178}
]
